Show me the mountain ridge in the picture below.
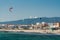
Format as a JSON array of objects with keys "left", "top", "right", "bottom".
[{"left": 0, "top": 17, "right": 60, "bottom": 24}]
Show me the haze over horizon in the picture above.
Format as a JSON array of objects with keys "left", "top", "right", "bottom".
[{"left": 0, "top": 0, "right": 60, "bottom": 22}]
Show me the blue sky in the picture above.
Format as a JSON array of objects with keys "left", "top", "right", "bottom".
[{"left": 0, "top": 0, "right": 60, "bottom": 22}]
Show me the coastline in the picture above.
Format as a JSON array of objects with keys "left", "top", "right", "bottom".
[{"left": 0, "top": 29, "right": 60, "bottom": 35}]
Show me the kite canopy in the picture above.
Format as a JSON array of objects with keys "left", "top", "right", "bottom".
[{"left": 9, "top": 7, "right": 13, "bottom": 12}]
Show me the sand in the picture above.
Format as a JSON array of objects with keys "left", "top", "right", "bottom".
[{"left": 0, "top": 29, "right": 60, "bottom": 34}]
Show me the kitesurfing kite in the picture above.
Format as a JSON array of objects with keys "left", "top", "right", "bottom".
[{"left": 9, "top": 7, "right": 13, "bottom": 12}]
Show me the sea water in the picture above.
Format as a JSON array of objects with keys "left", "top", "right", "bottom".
[{"left": 0, "top": 32, "right": 60, "bottom": 40}]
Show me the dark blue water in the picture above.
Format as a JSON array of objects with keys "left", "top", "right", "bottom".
[{"left": 0, "top": 32, "right": 60, "bottom": 40}]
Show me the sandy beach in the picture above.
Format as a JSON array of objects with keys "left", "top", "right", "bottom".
[{"left": 0, "top": 29, "right": 60, "bottom": 35}]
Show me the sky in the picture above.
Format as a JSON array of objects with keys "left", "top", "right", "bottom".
[{"left": 0, "top": 0, "right": 60, "bottom": 22}]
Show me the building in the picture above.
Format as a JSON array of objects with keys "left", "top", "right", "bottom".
[{"left": 53, "top": 22, "right": 60, "bottom": 28}]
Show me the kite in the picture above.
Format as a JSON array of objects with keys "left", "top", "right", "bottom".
[{"left": 9, "top": 7, "right": 13, "bottom": 12}]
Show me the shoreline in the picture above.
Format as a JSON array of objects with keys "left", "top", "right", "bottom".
[{"left": 0, "top": 29, "right": 60, "bottom": 35}]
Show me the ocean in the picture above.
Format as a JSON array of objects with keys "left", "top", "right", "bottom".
[{"left": 0, "top": 32, "right": 60, "bottom": 40}]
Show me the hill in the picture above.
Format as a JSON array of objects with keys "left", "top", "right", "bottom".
[{"left": 0, "top": 17, "right": 60, "bottom": 24}]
